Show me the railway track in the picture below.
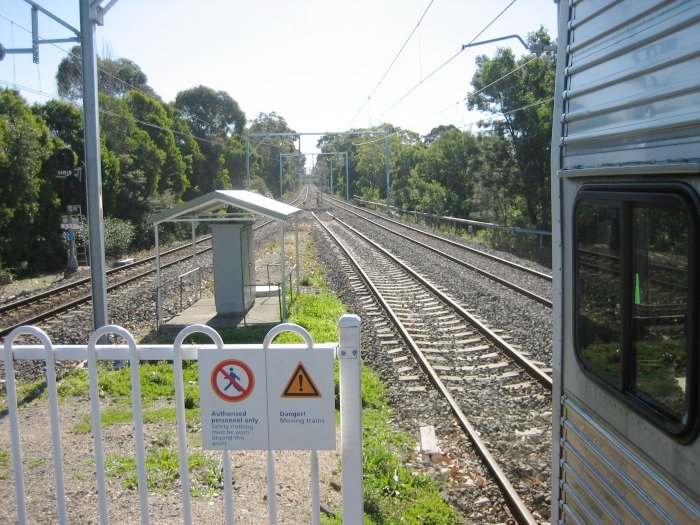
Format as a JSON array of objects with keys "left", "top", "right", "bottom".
[
  {"left": 0, "top": 238, "right": 215, "bottom": 337},
  {"left": 325, "top": 193, "right": 551, "bottom": 282},
  {"left": 0, "top": 188, "right": 309, "bottom": 338},
  {"left": 314, "top": 211, "right": 552, "bottom": 523}
]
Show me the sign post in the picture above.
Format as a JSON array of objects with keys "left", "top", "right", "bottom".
[{"left": 61, "top": 208, "right": 81, "bottom": 276}]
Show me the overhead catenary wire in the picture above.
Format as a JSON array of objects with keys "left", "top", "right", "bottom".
[
  {"left": 345, "top": 0, "right": 436, "bottom": 129},
  {"left": 368, "top": 0, "right": 518, "bottom": 127},
  {"left": 0, "top": 11, "right": 232, "bottom": 139},
  {"left": 0, "top": 79, "right": 235, "bottom": 149},
  {"left": 352, "top": 43, "right": 539, "bottom": 148}
]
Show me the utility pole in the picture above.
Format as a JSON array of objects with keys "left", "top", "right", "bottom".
[
  {"left": 1, "top": 0, "right": 118, "bottom": 331},
  {"left": 384, "top": 134, "right": 391, "bottom": 212},
  {"left": 344, "top": 152, "right": 350, "bottom": 200},
  {"left": 81, "top": 0, "right": 116, "bottom": 331},
  {"left": 245, "top": 137, "right": 250, "bottom": 190}
]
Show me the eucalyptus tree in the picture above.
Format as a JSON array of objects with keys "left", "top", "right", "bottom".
[
  {"left": 126, "top": 91, "right": 188, "bottom": 198},
  {"left": 56, "top": 45, "right": 155, "bottom": 101},
  {"left": 0, "top": 89, "right": 58, "bottom": 269},
  {"left": 174, "top": 86, "right": 247, "bottom": 195},
  {"left": 468, "top": 27, "right": 556, "bottom": 229},
  {"left": 247, "top": 112, "right": 300, "bottom": 197}
]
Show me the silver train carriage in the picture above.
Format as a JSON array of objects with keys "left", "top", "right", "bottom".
[{"left": 551, "top": 0, "right": 700, "bottom": 523}]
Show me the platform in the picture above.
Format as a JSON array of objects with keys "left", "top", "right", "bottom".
[{"left": 161, "top": 295, "right": 281, "bottom": 331}]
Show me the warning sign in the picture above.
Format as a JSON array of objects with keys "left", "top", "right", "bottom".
[
  {"left": 282, "top": 362, "right": 321, "bottom": 398},
  {"left": 198, "top": 343, "right": 335, "bottom": 451},
  {"left": 267, "top": 348, "right": 335, "bottom": 450},
  {"left": 199, "top": 350, "right": 268, "bottom": 450}
]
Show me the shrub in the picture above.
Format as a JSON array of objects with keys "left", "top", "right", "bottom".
[{"left": 76, "top": 216, "right": 136, "bottom": 258}]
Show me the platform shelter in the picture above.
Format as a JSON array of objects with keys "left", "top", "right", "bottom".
[{"left": 147, "top": 190, "right": 302, "bottom": 327}]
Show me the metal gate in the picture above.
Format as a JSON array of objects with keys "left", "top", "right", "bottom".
[{"left": 2, "top": 315, "right": 363, "bottom": 524}]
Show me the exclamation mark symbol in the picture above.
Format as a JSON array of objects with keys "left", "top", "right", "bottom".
[{"left": 298, "top": 373, "right": 303, "bottom": 391}]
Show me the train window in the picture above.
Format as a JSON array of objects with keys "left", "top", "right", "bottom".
[
  {"left": 574, "top": 186, "right": 698, "bottom": 438},
  {"left": 576, "top": 203, "right": 623, "bottom": 387}
]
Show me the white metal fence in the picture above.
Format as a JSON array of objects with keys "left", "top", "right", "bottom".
[{"left": 1, "top": 315, "right": 363, "bottom": 524}]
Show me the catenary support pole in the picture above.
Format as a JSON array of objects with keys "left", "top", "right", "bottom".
[
  {"left": 295, "top": 216, "right": 300, "bottom": 294},
  {"left": 245, "top": 136, "right": 250, "bottom": 190},
  {"left": 385, "top": 134, "right": 390, "bottom": 212},
  {"left": 345, "top": 152, "right": 349, "bottom": 201},
  {"left": 80, "top": 0, "right": 109, "bottom": 330},
  {"left": 155, "top": 224, "right": 161, "bottom": 328},
  {"left": 280, "top": 220, "right": 286, "bottom": 321}
]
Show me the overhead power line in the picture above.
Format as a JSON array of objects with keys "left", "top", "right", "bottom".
[
  {"left": 352, "top": 53, "right": 545, "bottom": 147},
  {"left": 346, "top": 0, "right": 436, "bottom": 129},
  {"left": 369, "top": 0, "right": 518, "bottom": 126},
  {"left": 0, "top": 10, "right": 227, "bottom": 137},
  {"left": 0, "top": 79, "right": 233, "bottom": 149}
]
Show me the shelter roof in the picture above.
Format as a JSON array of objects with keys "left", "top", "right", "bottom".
[{"left": 146, "top": 190, "right": 301, "bottom": 225}]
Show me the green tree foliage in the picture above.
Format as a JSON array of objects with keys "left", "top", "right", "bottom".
[
  {"left": 56, "top": 46, "right": 156, "bottom": 101},
  {"left": 174, "top": 86, "right": 248, "bottom": 196},
  {"left": 247, "top": 112, "right": 301, "bottom": 197},
  {"left": 468, "top": 27, "right": 556, "bottom": 229},
  {"left": 76, "top": 216, "right": 135, "bottom": 258},
  {"left": 422, "top": 124, "right": 459, "bottom": 146},
  {"left": 99, "top": 94, "right": 165, "bottom": 226},
  {"left": 412, "top": 130, "right": 481, "bottom": 217},
  {"left": 175, "top": 85, "right": 246, "bottom": 138},
  {"left": 0, "top": 89, "right": 56, "bottom": 269},
  {"left": 126, "top": 91, "right": 188, "bottom": 197}
]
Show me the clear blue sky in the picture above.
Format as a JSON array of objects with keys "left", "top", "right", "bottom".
[{"left": 0, "top": 0, "right": 558, "bottom": 153}]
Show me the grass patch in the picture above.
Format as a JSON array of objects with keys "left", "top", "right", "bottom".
[
  {"left": 26, "top": 457, "right": 45, "bottom": 469},
  {"left": 57, "top": 362, "right": 200, "bottom": 409},
  {"left": 105, "top": 448, "right": 221, "bottom": 495},
  {"left": 0, "top": 450, "right": 10, "bottom": 480},
  {"left": 74, "top": 406, "right": 199, "bottom": 433},
  {"left": 0, "top": 377, "right": 49, "bottom": 415},
  {"left": 326, "top": 368, "right": 460, "bottom": 525}
]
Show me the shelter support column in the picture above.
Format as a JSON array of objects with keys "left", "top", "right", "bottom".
[
  {"left": 295, "top": 216, "right": 300, "bottom": 294},
  {"left": 280, "top": 220, "right": 286, "bottom": 321}
]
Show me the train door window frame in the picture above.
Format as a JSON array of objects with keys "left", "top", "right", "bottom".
[{"left": 573, "top": 183, "right": 699, "bottom": 440}]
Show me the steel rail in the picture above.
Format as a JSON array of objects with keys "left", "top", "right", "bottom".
[
  {"left": 326, "top": 204, "right": 553, "bottom": 308},
  {"left": 0, "top": 237, "right": 213, "bottom": 316},
  {"left": 327, "top": 212, "right": 552, "bottom": 390},
  {"left": 0, "top": 188, "right": 307, "bottom": 318},
  {"left": 0, "top": 247, "right": 211, "bottom": 337},
  {"left": 314, "top": 211, "right": 541, "bottom": 525},
  {"left": 326, "top": 193, "right": 552, "bottom": 281},
  {"left": 0, "top": 213, "right": 290, "bottom": 337}
]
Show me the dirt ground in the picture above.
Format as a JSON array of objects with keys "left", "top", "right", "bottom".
[{"left": 0, "top": 395, "right": 342, "bottom": 524}]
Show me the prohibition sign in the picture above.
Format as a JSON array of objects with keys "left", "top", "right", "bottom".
[{"left": 210, "top": 359, "right": 255, "bottom": 402}]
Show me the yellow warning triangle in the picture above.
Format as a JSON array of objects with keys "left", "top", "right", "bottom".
[{"left": 282, "top": 362, "right": 321, "bottom": 398}]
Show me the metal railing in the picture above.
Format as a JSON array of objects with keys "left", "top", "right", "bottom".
[
  {"left": 177, "top": 267, "right": 202, "bottom": 311},
  {"left": 354, "top": 197, "right": 552, "bottom": 237},
  {"left": 262, "top": 263, "right": 298, "bottom": 317},
  {"left": 2, "top": 316, "right": 363, "bottom": 525},
  {"left": 156, "top": 266, "right": 208, "bottom": 326},
  {"left": 354, "top": 196, "right": 552, "bottom": 265}
]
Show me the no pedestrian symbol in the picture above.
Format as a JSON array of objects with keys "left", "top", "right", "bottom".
[{"left": 211, "top": 359, "right": 255, "bottom": 402}]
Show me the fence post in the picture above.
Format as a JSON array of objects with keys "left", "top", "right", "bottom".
[{"left": 338, "top": 314, "right": 363, "bottom": 523}]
